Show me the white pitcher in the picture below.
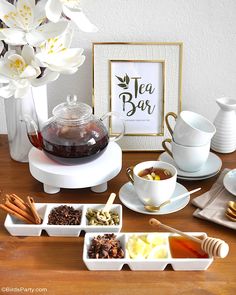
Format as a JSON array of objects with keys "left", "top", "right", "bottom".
[{"left": 211, "top": 97, "right": 236, "bottom": 153}]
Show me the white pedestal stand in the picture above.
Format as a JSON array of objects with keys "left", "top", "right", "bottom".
[{"left": 28, "top": 142, "right": 122, "bottom": 194}]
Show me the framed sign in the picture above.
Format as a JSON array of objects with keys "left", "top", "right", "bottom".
[
  {"left": 110, "top": 60, "right": 165, "bottom": 136},
  {"left": 93, "top": 42, "right": 183, "bottom": 151}
]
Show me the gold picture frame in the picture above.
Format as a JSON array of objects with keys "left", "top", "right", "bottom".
[{"left": 93, "top": 42, "right": 183, "bottom": 151}]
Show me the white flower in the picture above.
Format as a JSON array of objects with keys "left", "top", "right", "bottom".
[
  {"left": 0, "top": 0, "right": 98, "bottom": 98},
  {"left": 31, "top": 68, "right": 59, "bottom": 87},
  {"left": 0, "top": 0, "right": 68, "bottom": 46},
  {"left": 35, "top": 25, "right": 85, "bottom": 74},
  {"left": 0, "top": 45, "right": 40, "bottom": 97},
  {"left": 0, "top": 45, "right": 57, "bottom": 98},
  {"left": 45, "top": 0, "right": 98, "bottom": 32}
]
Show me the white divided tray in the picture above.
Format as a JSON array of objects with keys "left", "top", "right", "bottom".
[
  {"left": 83, "top": 232, "right": 214, "bottom": 271},
  {"left": 4, "top": 203, "right": 122, "bottom": 237}
]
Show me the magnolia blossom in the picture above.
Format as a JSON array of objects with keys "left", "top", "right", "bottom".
[
  {"left": 35, "top": 26, "right": 85, "bottom": 74},
  {"left": 0, "top": 45, "right": 58, "bottom": 98},
  {"left": 0, "top": 0, "right": 68, "bottom": 46},
  {"left": 0, "top": 0, "right": 97, "bottom": 99},
  {"left": 45, "top": 0, "right": 98, "bottom": 32}
]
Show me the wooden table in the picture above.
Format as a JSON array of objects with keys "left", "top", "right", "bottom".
[{"left": 0, "top": 135, "right": 235, "bottom": 295}]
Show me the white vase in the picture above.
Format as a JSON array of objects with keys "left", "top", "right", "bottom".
[
  {"left": 211, "top": 97, "right": 236, "bottom": 153},
  {"left": 4, "top": 85, "right": 48, "bottom": 162}
]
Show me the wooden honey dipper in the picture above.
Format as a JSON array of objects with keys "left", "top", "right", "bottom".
[{"left": 149, "top": 218, "right": 229, "bottom": 258}]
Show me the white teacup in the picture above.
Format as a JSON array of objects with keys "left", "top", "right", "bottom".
[
  {"left": 165, "top": 111, "right": 216, "bottom": 146},
  {"left": 126, "top": 161, "right": 177, "bottom": 206},
  {"left": 162, "top": 138, "right": 210, "bottom": 172}
]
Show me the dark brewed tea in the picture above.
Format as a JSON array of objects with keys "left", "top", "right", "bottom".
[
  {"left": 138, "top": 167, "right": 172, "bottom": 180},
  {"left": 25, "top": 95, "right": 124, "bottom": 165},
  {"left": 29, "top": 121, "right": 109, "bottom": 160},
  {"left": 28, "top": 132, "right": 43, "bottom": 149}
]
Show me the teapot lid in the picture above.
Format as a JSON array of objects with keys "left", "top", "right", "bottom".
[{"left": 52, "top": 95, "right": 92, "bottom": 121}]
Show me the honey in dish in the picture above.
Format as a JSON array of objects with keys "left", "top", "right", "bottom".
[
  {"left": 138, "top": 167, "right": 172, "bottom": 181},
  {"left": 169, "top": 236, "right": 209, "bottom": 258}
]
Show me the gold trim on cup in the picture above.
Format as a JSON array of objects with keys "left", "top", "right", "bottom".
[
  {"left": 162, "top": 138, "right": 173, "bottom": 158},
  {"left": 165, "top": 112, "right": 178, "bottom": 136},
  {"left": 126, "top": 166, "right": 134, "bottom": 183}
]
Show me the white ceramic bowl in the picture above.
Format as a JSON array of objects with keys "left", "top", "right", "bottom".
[
  {"left": 4, "top": 203, "right": 47, "bottom": 236},
  {"left": 83, "top": 232, "right": 213, "bottom": 271},
  {"left": 43, "top": 203, "right": 85, "bottom": 237},
  {"left": 83, "top": 204, "right": 122, "bottom": 233},
  {"left": 4, "top": 203, "right": 122, "bottom": 237}
]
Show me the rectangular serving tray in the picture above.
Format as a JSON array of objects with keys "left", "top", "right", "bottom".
[
  {"left": 83, "top": 232, "right": 214, "bottom": 271},
  {"left": 4, "top": 203, "right": 122, "bottom": 236}
]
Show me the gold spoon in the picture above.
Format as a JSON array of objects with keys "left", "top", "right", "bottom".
[
  {"left": 227, "top": 207, "right": 236, "bottom": 218},
  {"left": 225, "top": 201, "right": 236, "bottom": 222},
  {"left": 225, "top": 212, "right": 236, "bottom": 222},
  {"left": 144, "top": 187, "right": 201, "bottom": 212},
  {"left": 145, "top": 200, "right": 171, "bottom": 212},
  {"left": 228, "top": 201, "right": 236, "bottom": 213}
]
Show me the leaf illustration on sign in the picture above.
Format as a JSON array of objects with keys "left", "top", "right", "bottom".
[{"left": 116, "top": 74, "right": 130, "bottom": 89}]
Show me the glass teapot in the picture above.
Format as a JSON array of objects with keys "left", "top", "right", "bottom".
[{"left": 24, "top": 95, "right": 125, "bottom": 164}]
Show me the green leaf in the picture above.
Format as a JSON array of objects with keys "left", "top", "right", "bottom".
[
  {"left": 125, "top": 74, "right": 130, "bottom": 84},
  {"left": 116, "top": 75, "right": 124, "bottom": 83},
  {"left": 117, "top": 83, "right": 127, "bottom": 88}
]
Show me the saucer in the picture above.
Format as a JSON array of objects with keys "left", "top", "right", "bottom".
[
  {"left": 223, "top": 169, "right": 236, "bottom": 196},
  {"left": 177, "top": 170, "right": 220, "bottom": 181},
  {"left": 119, "top": 182, "right": 190, "bottom": 215},
  {"left": 159, "top": 152, "right": 222, "bottom": 179}
]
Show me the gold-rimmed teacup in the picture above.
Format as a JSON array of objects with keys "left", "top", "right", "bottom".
[{"left": 126, "top": 161, "right": 177, "bottom": 206}]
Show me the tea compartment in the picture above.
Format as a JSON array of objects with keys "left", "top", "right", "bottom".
[
  {"left": 4, "top": 203, "right": 122, "bottom": 236},
  {"left": 83, "top": 232, "right": 214, "bottom": 271},
  {"left": 4, "top": 203, "right": 47, "bottom": 236}
]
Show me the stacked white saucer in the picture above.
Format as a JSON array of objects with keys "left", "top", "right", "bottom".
[{"left": 159, "top": 151, "right": 222, "bottom": 181}]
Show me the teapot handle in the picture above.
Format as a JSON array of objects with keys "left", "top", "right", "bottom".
[
  {"left": 100, "top": 112, "right": 125, "bottom": 142},
  {"left": 22, "top": 115, "right": 42, "bottom": 149}
]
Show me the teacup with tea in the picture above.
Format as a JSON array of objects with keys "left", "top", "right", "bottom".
[{"left": 126, "top": 161, "right": 177, "bottom": 206}]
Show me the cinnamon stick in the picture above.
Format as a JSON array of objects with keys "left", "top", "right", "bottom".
[
  {"left": 1, "top": 193, "right": 41, "bottom": 225},
  {"left": 5, "top": 200, "right": 36, "bottom": 223},
  {"left": 11, "top": 193, "right": 31, "bottom": 210},
  {"left": 11, "top": 193, "right": 26, "bottom": 204},
  {"left": 27, "top": 196, "right": 41, "bottom": 224},
  {"left": 7, "top": 194, "right": 31, "bottom": 214},
  {"left": 5, "top": 194, "right": 12, "bottom": 202},
  {"left": 0, "top": 204, "right": 33, "bottom": 224}
]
